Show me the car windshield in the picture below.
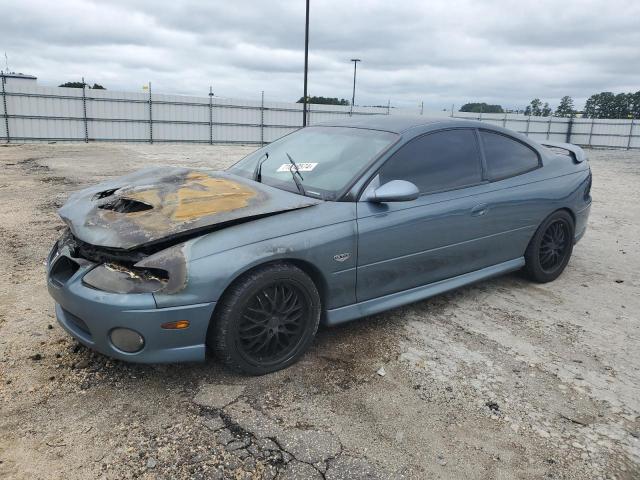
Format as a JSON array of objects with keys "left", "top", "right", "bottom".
[{"left": 228, "top": 126, "right": 398, "bottom": 200}]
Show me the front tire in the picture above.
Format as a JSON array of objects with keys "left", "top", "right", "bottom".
[
  {"left": 209, "top": 263, "right": 321, "bottom": 375},
  {"left": 524, "top": 210, "right": 575, "bottom": 283}
]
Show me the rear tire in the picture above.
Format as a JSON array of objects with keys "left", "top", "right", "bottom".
[
  {"left": 208, "top": 263, "right": 321, "bottom": 375},
  {"left": 524, "top": 210, "right": 575, "bottom": 283}
]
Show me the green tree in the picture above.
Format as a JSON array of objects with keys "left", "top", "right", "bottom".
[
  {"left": 614, "top": 93, "right": 631, "bottom": 118},
  {"left": 555, "top": 96, "right": 575, "bottom": 117},
  {"left": 630, "top": 91, "right": 640, "bottom": 119},
  {"left": 588, "top": 92, "right": 618, "bottom": 119},
  {"left": 585, "top": 91, "right": 640, "bottom": 118},
  {"left": 583, "top": 93, "right": 600, "bottom": 118},
  {"left": 59, "top": 81, "right": 85, "bottom": 88},
  {"left": 542, "top": 102, "right": 552, "bottom": 117},
  {"left": 296, "top": 96, "right": 349, "bottom": 106},
  {"left": 526, "top": 98, "right": 543, "bottom": 116},
  {"left": 459, "top": 102, "right": 504, "bottom": 113}
]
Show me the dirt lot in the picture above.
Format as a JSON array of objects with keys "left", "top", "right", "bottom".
[{"left": 0, "top": 143, "right": 638, "bottom": 480}]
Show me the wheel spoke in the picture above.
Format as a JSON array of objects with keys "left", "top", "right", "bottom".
[
  {"left": 239, "top": 329, "right": 265, "bottom": 341},
  {"left": 247, "top": 305, "right": 269, "bottom": 316}
]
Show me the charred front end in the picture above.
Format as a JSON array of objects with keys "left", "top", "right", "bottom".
[{"left": 46, "top": 167, "right": 319, "bottom": 363}]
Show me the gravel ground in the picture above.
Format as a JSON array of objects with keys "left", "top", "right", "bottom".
[{"left": 0, "top": 143, "right": 638, "bottom": 480}]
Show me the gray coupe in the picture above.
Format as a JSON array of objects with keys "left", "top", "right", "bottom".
[{"left": 47, "top": 117, "right": 592, "bottom": 374}]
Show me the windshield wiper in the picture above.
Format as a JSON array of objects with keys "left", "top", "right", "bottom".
[
  {"left": 286, "top": 152, "right": 306, "bottom": 196},
  {"left": 252, "top": 152, "right": 269, "bottom": 182}
]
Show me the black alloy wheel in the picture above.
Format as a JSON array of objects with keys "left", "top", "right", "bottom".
[
  {"left": 539, "top": 220, "right": 571, "bottom": 273},
  {"left": 209, "top": 263, "right": 321, "bottom": 375},
  {"left": 524, "top": 210, "right": 575, "bottom": 283}
]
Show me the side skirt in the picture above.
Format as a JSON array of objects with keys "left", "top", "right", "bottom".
[{"left": 324, "top": 257, "right": 525, "bottom": 326}]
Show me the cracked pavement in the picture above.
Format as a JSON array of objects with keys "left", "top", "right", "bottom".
[{"left": 0, "top": 143, "right": 639, "bottom": 479}]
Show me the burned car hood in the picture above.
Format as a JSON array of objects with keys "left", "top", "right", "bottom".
[{"left": 58, "top": 167, "right": 321, "bottom": 250}]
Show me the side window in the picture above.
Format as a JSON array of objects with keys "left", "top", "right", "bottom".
[
  {"left": 480, "top": 131, "right": 539, "bottom": 180},
  {"left": 379, "top": 129, "right": 482, "bottom": 194}
]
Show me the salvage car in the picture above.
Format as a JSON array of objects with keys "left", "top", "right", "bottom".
[{"left": 47, "top": 117, "right": 592, "bottom": 374}]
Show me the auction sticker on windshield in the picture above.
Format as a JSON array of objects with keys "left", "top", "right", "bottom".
[{"left": 277, "top": 163, "right": 318, "bottom": 172}]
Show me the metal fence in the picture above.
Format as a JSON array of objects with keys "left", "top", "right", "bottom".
[
  {"left": 1, "top": 76, "right": 638, "bottom": 150},
  {"left": 0, "top": 78, "right": 391, "bottom": 145},
  {"left": 449, "top": 111, "right": 639, "bottom": 150}
]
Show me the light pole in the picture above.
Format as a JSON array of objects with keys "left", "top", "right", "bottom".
[
  {"left": 350, "top": 58, "right": 360, "bottom": 115},
  {"left": 302, "top": 0, "right": 310, "bottom": 127}
]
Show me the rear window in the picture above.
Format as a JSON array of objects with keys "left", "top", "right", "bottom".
[{"left": 480, "top": 131, "right": 539, "bottom": 180}]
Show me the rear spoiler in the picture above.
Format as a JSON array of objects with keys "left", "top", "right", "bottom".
[{"left": 540, "top": 141, "right": 587, "bottom": 163}]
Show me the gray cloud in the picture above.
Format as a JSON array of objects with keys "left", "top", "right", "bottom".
[{"left": 1, "top": 0, "right": 638, "bottom": 111}]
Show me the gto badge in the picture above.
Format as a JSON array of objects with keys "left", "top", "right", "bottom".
[{"left": 333, "top": 252, "right": 352, "bottom": 262}]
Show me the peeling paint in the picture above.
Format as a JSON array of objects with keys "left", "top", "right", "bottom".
[{"left": 118, "top": 172, "right": 256, "bottom": 222}]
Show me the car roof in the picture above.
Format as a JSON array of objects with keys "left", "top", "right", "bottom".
[{"left": 314, "top": 115, "right": 487, "bottom": 134}]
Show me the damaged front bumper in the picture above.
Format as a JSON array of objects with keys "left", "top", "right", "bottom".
[{"left": 47, "top": 243, "right": 215, "bottom": 363}]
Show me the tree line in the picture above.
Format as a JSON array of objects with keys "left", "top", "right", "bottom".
[
  {"left": 583, "top": 91, "right": 640, "bottom": 119},
  {"left": 296, "top": 96, "right": 350, "bottom": 106},
  {"left": 59, "top": 81, "right": 106, "bottom": 90},
  {"left": 461, "top": 90, "right": 640, "bottom": 119}
]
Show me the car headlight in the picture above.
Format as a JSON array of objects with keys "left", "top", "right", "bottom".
[
  {"left": 83, "top": 263, "right": 168, "bottom": 294},
  {"left": 83, "top": 243, "right": 188, "bottom": 294}
]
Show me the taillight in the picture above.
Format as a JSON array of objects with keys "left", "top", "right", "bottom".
[{"left": 584, "top": 171, "right": 592, "bottom": 201}]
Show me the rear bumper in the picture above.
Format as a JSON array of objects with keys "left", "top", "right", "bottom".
[
  {"left": 574, "top": 201, "right": 591, "bottom": 244},
  {"left": 47, "top": 249, "right": 215, "bottom": 363}
]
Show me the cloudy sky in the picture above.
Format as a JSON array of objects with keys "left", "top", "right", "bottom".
[{"left": 2, "top": 0, "right": 639, "bottom": 111}]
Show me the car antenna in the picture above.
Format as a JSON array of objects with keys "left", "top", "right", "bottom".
[{"left": 252, "top": 152, "right": 269, "bottom": 182}]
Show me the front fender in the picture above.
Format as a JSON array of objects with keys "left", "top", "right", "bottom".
[{"left": 153, "top": 219, "right": 358, "bottom": 311}]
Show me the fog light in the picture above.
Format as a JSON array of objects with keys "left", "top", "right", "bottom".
[{"left": 110, "top": 328, "right": 145, "bottom": 353}]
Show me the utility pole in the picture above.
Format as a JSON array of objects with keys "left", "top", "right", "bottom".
[
  {"left": 148, "top": 81, "right": 153, "bottom": 144},
  {"left": 302, "top": 0, "right": 310, "bottom": 127},
  {"left": 81, "top": 77, "right": 88, "bottom": 143},
  {"left": 209, "top": 86, "right": 214, "bottom": 145},
  {"left": 350, "top": 58, "right": 361, "bottom": 115}
]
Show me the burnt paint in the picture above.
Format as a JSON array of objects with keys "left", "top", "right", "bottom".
[{"left": 59, "top": 167, "right": 320, "bottom": 250}]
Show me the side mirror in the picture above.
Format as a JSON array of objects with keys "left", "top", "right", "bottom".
[{"left": 366, "top": 180, "right": 420, "bottom": 203}]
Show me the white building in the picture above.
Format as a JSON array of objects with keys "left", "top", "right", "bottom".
[{"left": 1, "top": 72, "right": 37, "bottom": 86}]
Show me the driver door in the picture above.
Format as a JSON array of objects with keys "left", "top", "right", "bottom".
[{"left": 356, "top": 128, "right": 497, "bottom": 302}]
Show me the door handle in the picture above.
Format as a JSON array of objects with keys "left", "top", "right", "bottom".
[{"left": 470, "top": 203, "right": 489, "bottom": 217}]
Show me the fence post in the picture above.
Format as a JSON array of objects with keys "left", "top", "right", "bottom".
[
  {"left": 502, "top": 112, "right": 507, "bottom": 128},
  {"left": 525, "top": 115, "right": 531, "bottom": 136},
  {"left": 208, "top": 86, "right": 213, "bottom": 145},
  {"left": 565, "top": 116, "right": 574, "bottom": 144},
  {"left": 546, "top": 116, "right": 552, "bottom": 140},
  {"left": 627, "top": 119, "right": 635, "bottom": 150},
  {"left": 260, "top": 90, "right": 265, "bottom": 146},
  {"left": 386, "top": 99, "right": 390, "bottom": 115},
  {"left": 450, "top": 104, "right": 454, "bottom": 117},
  {"left": 420, "top": 101, "right": 423, "bottom": 115},
  {"left": 1, "top": 72, "right": 9, "bottom": 143},
  {"left": 588, "top": 117, "right": 595, "bottom": 147},
  {"left": 148, "top": 81, "right": 153, "bottom": 144},
  {"left": 81, "top": 77, "right": 89, "bottom": 143}
]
